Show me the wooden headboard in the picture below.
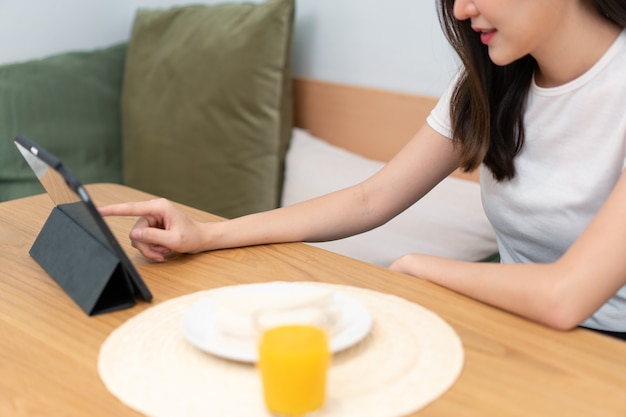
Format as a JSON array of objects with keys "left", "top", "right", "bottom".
[{"left": 293, "top": 77, "right": 479, "bottom": 183}]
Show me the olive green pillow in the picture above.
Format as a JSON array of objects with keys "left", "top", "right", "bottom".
[
  {"left": 122, "top": 0, "right": 294, "bottom": 219},
  {"left": 0, "top": 43, "right": 126, "bottom": 202}
]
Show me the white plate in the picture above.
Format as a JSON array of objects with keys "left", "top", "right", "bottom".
[{"left": 181, "top": 282, "right": 372, "bottom": 363}]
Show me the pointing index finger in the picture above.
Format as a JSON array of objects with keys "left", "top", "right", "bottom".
[{"left": 98, "top": 201, "right": 157, "bottom": 218}]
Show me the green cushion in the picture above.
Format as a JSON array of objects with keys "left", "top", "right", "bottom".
[
  {"left": 479, "top": 252, "right": 501, "bottom": 263},
  {"left": 122, "top": 0, "right": 295, "bottom": 219},
  {"left": 0, "top": 43, "right": 126, "bottom": 202}
]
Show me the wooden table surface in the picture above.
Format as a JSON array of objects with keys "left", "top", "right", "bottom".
[{"left": 1, "top": 183, "right": 625, "bottom": 417}]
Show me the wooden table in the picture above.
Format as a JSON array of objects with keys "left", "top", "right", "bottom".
[{"left": 1, "top": 183, "right": 625, "bottom": 417}]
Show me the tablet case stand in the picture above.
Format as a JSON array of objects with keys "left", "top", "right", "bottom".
[{"left": 29, "top": 206, "right": 135, "bottom": 315}]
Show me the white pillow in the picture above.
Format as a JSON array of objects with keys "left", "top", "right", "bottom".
[{"left": 281, "top": 128, "right": 498, "bottom": 267}]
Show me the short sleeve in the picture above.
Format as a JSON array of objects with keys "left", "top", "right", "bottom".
[{"left": 426, "top": 74, "right": 459, "bottom": 140}]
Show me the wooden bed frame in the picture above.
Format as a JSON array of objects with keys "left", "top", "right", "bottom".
[{"left": 293, "top": 77, "right": 479, "bottom": 183}]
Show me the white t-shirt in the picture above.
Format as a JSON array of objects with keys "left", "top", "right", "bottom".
[{"left": 427, "top": 30, "right": 626, "bottom": 332}]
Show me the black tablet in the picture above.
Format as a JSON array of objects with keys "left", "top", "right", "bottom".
[{"left": 14, "top": 134, "right": 152, "bottom": 307}]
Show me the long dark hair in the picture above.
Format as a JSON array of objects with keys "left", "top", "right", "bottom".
[{"left": 437, "top": 0, "right": 626, "bottom": 181}]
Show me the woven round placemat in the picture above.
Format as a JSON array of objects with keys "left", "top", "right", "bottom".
[{"left": 98, "top": 282, "right": 464, "bottom": 417}]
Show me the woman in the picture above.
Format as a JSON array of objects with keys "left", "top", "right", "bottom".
[{"left": 101, "top": 0, "right": 626, "bottom": 338}]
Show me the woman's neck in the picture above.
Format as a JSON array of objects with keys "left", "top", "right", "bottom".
[{"left": 533, "top": 8, "right": 621, "bottom": 88}]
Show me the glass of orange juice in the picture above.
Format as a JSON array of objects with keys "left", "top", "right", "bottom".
[{"left": 258, "top": 324, "right": 330, "bottom": 416}]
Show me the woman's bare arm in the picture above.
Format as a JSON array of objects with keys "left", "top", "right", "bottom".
[
  {"left": 391, "top": 170, "right": 626, "bottom": 330},
  {"left": 101, "top": 124, "right": 461, "bottom": 261}
]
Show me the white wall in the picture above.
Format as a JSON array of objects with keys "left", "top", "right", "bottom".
[
  {"left": 293, "top": 0, "right": 457, "bottom": 96},
  {"left": 0, "top": 0, "right": 457, "bottom": 97}
]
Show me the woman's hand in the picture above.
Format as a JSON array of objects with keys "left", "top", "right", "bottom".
[
  {"left": 389, "top": 253, "right": 425, "bottom": 276},
  {"left": 99, "top": 198, "right": 206, "bottom": 262}
]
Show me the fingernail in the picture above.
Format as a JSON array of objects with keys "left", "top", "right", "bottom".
[{"left": 130, "top": 229, "right": 142, "bottom": 240}]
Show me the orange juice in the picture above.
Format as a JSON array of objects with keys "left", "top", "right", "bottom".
[{"left": 258, "top": 325, "right": 330, "bottom": 416}]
